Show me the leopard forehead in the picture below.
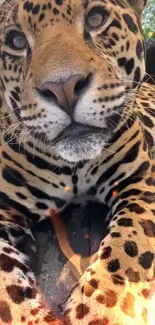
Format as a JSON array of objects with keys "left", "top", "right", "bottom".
[
  {"left": 3, "top": 0, "right": 143, "bottom": 51},
  {"left": 1, "top": 0, "right": 145, "bottom": 100},
  {"left": 17, "top": 0, "right": 138, "bottom": 35}
]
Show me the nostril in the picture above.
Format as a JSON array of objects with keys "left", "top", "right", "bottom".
[
  {"left": 36, "top": 87, "right": 58, "bottom": 102},
  {"left": 74, "top": 73, "right": 92, "bottom": 96}
]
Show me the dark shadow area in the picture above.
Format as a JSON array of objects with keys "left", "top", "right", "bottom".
[
  {"left": 144, "top": 40, "right": 155, "bottom": 85},
  {"left": 33, "top": 200, "right": 109, "bottom": 316}
]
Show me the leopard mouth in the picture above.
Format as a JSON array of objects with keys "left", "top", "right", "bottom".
[
  {"left": 52, "top": 122, "right": 104, "bottom": 144},
  {"left": 50, "top": 122, "right": 110, "bottom": 162}
]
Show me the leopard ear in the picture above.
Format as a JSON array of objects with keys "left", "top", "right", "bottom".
[{"left": 127, "top": 0, "right": 147, "bottom": 16}]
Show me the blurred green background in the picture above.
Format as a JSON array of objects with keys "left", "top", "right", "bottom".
[{"left": 142, "top": 0, "right": 155, "bottom": 40}]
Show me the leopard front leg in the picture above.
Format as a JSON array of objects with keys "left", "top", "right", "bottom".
[
  {"left": 65, "top": 184, "right": 155, "bottom": 325},
  {"left": 0, "top": 217, "right": 63, "bottom": 325}
]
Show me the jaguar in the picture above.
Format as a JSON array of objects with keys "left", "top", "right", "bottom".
[{"left": 0, "top": 0, "right": 155, "bottom": 324}]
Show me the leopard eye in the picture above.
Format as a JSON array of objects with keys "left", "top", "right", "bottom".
[
  {"left": 86, "top": 7, "right": 109, "bottom": 29},
  {"left": 5, "top": 30, "right": 27, "bottom": 51}
]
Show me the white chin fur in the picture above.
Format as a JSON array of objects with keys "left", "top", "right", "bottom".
[{"left": 53, "top": 137, "right": 105, "bottom": 162}]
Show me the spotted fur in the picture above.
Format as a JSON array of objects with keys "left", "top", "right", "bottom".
[{"left": 0, "top": 0, "right": 155, "bottom": 324}]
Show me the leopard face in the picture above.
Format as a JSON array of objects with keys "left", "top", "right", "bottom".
[{"left": 0, "top": 0, "right": 146, "bottom": 163}]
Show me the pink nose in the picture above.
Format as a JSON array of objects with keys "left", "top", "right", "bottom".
[{"left": 37, "top": 74, "right": 92, "bottom": 116}]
